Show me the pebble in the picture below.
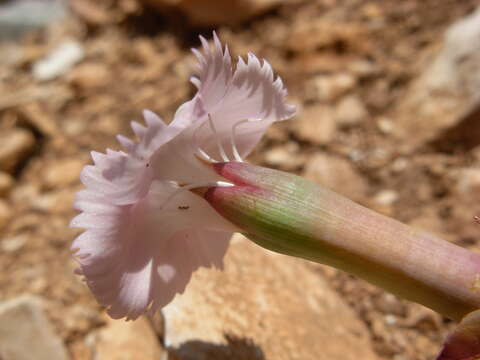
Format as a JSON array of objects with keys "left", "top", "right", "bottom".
[
  {"left": 373, "top": 190, "right": 399, "bottom": 206},
  {"left": 1, "top": 234, "right": 27, "bottom": 253},
  {"left": 88, "top": 315, "right": 164, "bottom": 360},
  {"left": 394, "top": 6, "right": 480, "bottom": 148},
  {"left": 31, "top": 189, "right": 74, "bottom": 213},
  {"left": 455, "top": 168, "right": 480, "bottom": 202},
  {"left": 377, "top": 117, "right": 395, "bottom": 134},
  {"left": 264, "top": 143, "right": 303, "bottom": 170},
  {"left": 0, "top": 295, "right": 69, "bottom": 360},
  {"left": 0, "top": 128, "right": 35, "bottom": 173},
  {"left": 44, "top": 158, "right": 85, "bottom": 188},
  {"left": 0, "top": 171, "right": 14, "bottom": 196},
  {"left": 68, "top": 62, "right": 110, "bottom": 90},
  {"left": 313, "top": 73, "right": 356, "bottom": 102},
  {"left": 335, "top": 94, "right": 368, "bottom": 126},
  {"left": 370, "top": 189, "right": 399, "bottom": 216},
  {"left": 33, "top": 40, "right": 85, "bottom": 81},
  {"left": 293, "top": 104, "right": 336, "bottom": 144},
  {"left": 303, "top": 152, "right": 368, "bottom": 201}
]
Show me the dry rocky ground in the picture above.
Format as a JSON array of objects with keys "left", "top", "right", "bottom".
[{"left": 1, "top": 0, "right": 480, "bottom": 359}]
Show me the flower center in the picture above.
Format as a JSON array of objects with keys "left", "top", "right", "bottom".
[
  {"left": 159, "top": 180, "right": 234, "bottom": 211},
  {"left": 194, "top": 114, "right": 249, "bottom": 164}
]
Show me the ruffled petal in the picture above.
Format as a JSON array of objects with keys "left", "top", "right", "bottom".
[
  {"left": 125, "top": 110, "right": 188, "bottom": 161},
  {"left": 79, "top": 149, "right": 152, "bottom": 205},
  {"left": 191, "top": 33, "right": 296, "bottom": 159},
  {"left": 165, "top": 33, "right": 295, "bottom": 164},
  {"left": 71, "top": 180, "right": 235, "bottom": 320},
  {"left": 190, "top": 32, "right": 232, "bottom": 111}
]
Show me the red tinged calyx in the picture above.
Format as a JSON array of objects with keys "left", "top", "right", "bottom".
[{"left": 204, "top": 162, "right": 480, "bottom": 323}]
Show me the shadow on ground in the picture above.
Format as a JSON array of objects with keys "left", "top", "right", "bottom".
[{"left": 169, "top": 334, "right": 265, "bottom": 360}]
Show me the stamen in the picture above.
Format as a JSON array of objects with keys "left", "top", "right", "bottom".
[
  {"left": 193, "top": 121, "right": 218, "bottom": 163},
  {"left": 197, "top": 148, "right": 218, "bottom": 163},
  {"left": 208, "top": 114, "right": 230, "bottom": 162},
  {"left": 160, "top": 180, "right": 234, "bottom": 210},
  {"left": 231, "top": 119, "right": 249, "bottom": 162}
]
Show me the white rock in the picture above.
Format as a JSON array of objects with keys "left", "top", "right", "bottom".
[
  {"left": 395, "top": 6, "right": 480, "bottom": 147},
  {"left": 373, "top": 190, "right": 398, "bottom": 206},
  {"left": 0, "top": 0, "right": 67, "bottom": 41},
  {"left": 0, "top": 295, "right": 69, "bottom": 360},
  {"left": 33, "top": 40, "right": 85, "bottom": 81}
]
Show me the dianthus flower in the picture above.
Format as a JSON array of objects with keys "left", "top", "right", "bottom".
[{"left": 70, "top": 33, "right": 296, "bottom": 320}]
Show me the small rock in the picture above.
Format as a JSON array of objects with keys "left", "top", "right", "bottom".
[
  {"left": 68, "top": 62, "right": 110, "bottom": 90},
  {"left": 89, "top": 315, "right": 164, "bottom": 360},
  {"left": 312, "top": 73, "right": 356, "bottom": 102},
  {"left": 1, "top": 234, "right": 27, "bottom": 253},
  {"left": 0, "top": 0, "right": 67, "bottom": 41},
  {"left": 0, "top": 171, "right": 14, "bottom": 196},
  {"left": 0, "top": 128, "right": 35, "bottom": 173},
  {"left": 44, "top": 158, "right": 85, "bottom": 188},
  {"left": 395, "top": 7, "right": 480, "bottom": 148},
  {"left": 10, "top": 183, "right": 40, "bottom": 209},
  {"left": 347, "top": 59, "right": 378, "bottom": 77},
  {"left": 303, "top": 153, "right": 368, "bottom": 200},
  {"left": 377, "top": 117, "right": 395, "bottom": 135},
  {"left": 140, "top": 0, "right": 284, "bottom": 26},
  {"left": 163, "top": 235, "right": 379, "bottom": 360},
  {"left": 264, "top": 143, "right": 303, "bottom": 170},
  {"left": 374, "top": 190, "right": 399, "bottom": 206},
  {"left": 31, "top": 189, "right": 74, "bottom": 213},
  {"left": 454, "top": 168, "right": 480, "bottom": 202},
  {"left": 33, "top": 40, "right": 85, "bottom": 81},
  {"left": 292, "top": 104, "right": 336, "bottom": 144},
  {"left": 0, "top": 199, "right": 11, "bottom": 230},
  {"left": 0, "top": 295, "right": 68, "bottom": 360},
  {"left": 335, "top": 95, "right": 368, "bottom": 126},
  {"left": 369, "top": 190, "right": 398, "bottom": 216},
  {"left": 19, "top": 102, "right": 61, "bottom": 137}
]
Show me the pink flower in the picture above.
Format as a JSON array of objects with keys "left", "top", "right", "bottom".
[{"left": 70, "top": 32, "right": 296, "bottom": 320}]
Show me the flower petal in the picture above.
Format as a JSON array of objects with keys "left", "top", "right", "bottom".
[
  {"left": 72, "top": 180, "right": 235, "bottom": 320},
  {"left": 79, "top": 149, "right": 152, "bottom": 205},
  {"left": 189, "top": 33, "right": 296, "bottom": 160}
]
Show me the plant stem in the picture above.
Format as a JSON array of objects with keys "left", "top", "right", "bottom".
[{"left": 205, "top": 162, "right": 480, "bottom": 320}]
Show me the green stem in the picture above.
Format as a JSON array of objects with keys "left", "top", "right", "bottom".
[{"left": 205, "top": 162, "right": 480, "bottom": 321}]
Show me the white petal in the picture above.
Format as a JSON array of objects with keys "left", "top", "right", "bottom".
[
  {"left": 188, "top": 33, "right": 296, "bottom": 160},
  {"left": 72, "top": 180, "right": 235, "bottom": 320}
]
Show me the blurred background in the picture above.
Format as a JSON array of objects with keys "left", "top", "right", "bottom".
[{"left": 1, "top": 0, "right": 480, "bottom": 359}]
